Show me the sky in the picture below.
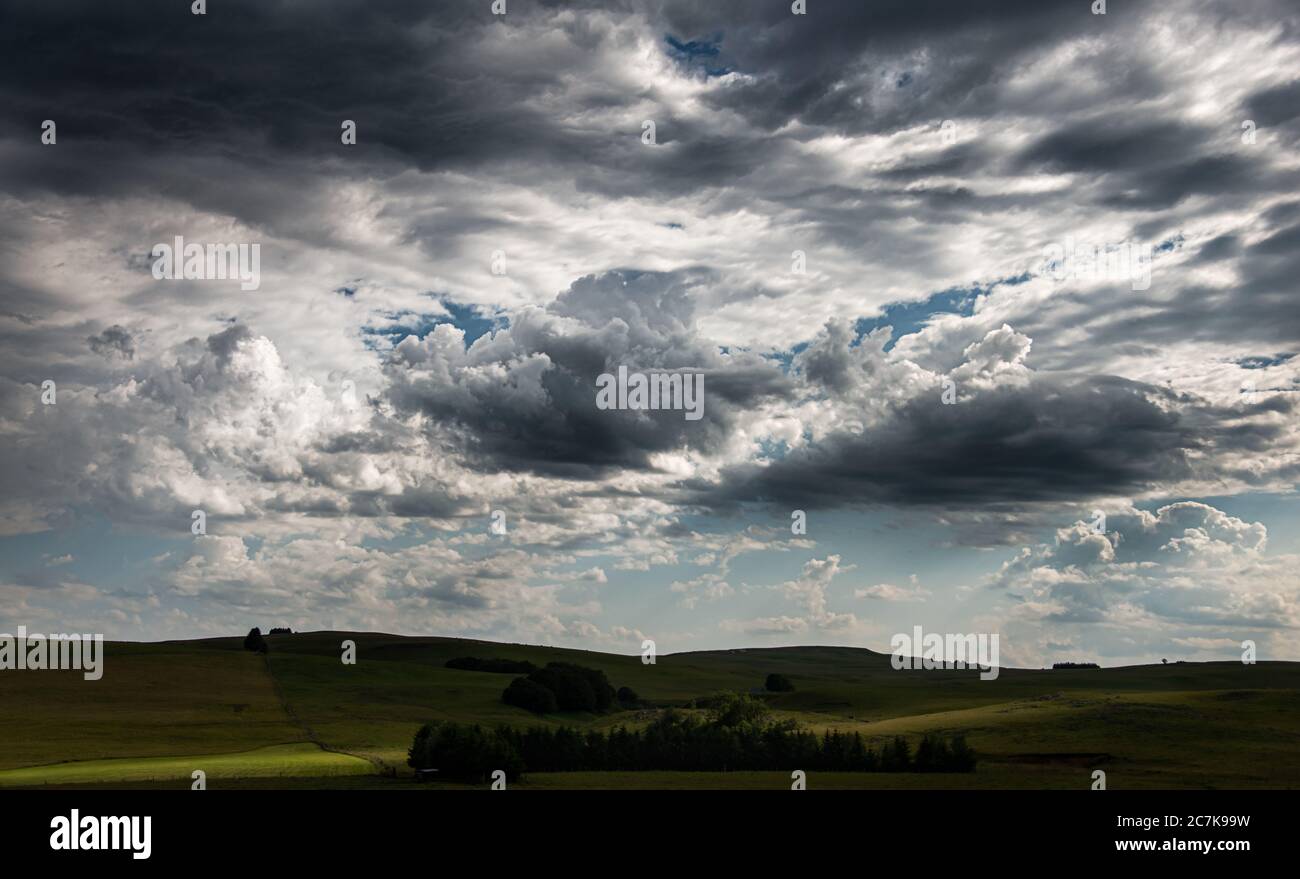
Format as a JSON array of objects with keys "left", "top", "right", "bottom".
[{"left": 1, "top": 0, "right": 1298, "bottom": 667}]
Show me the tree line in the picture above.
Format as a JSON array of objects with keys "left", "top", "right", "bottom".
[{"left": 408, "top": 695, "right": 975, "bottom": 781}]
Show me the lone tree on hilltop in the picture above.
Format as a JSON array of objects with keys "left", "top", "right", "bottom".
[{"left": 243, "top": 627, "right": 268, "bottom": 654}]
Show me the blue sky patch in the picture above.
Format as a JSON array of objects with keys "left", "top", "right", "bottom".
[
  {"left": 1236, "top": 353, "right": 1295, "bottom": 369},
  {"left": 362, "top": 299, "right": 504, "bottom": 348},
  {"left": 855, "top": 285, "right": 980, "bottom": 350},
  {"left": 665, "top": 34, "right": 730, "bottom": 77}
]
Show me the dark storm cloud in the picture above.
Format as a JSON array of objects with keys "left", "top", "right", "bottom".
[
  {"left": 1195, "top": 234, "right": 1242, "bottom": 263},
  {"left": 385, "top": 269, "right": 793, "bottom": 478},
  {"left": 1018, "top": 120, "right": 1200, "bottom": 175},
  {"left": 655, "top": 0, "right": 1103, "bottom": 134},
  {"left": 0, "top": 0, "right": 1167, "bottom": 210},
  {"left": 0, "top": 0, "right": 814, "bottom": 206},
  {"left": 1, "top": 0, "right": 1291, "bottom": 274},
  {"left": 1, "top": 0, "right": 1074, "bottom": 150},
  {"left": 2, "top": 1, "right": 485, "bottom": 158},
  {"left": 0, "top": 0, "right": 626, "bottom": 218},
  {"left": 698, "top": 375, "right": 1279, "bottom": 511},
  {"left": 1245, "top": 78, "right": 1300, "bottom": 126},
  {"left": 1016, "top": 117, "right": 1276, "bottom": 211},
  {"left": 876, "top": 141, "right": 996, "bottom": 182}
]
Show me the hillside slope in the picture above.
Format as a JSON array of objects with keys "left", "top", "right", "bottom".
[{"left": 3, "top": 632, "right": 1298, "bottom": 788}]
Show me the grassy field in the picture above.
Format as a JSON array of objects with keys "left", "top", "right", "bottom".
[
  {"left": 0, "top": 743, "right": 371, "bottom": 788},
  {"left": 0, "top": 642, "right": 303, "bottom": 770},
  {"left": 2, "top": 631, "right": 1298, "bottom": 789}
]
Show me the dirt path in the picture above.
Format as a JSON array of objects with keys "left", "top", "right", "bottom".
[{"left": 261, "top": 652, "right": 391, "bottom": 775}]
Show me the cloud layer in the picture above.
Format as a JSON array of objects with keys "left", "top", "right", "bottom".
[{"left": 1, "top": 0, "right": 1297, "bottom": 663}]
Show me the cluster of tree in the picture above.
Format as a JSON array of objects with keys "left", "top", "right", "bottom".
[
  {"left": 503, "top": 677, "right": 558, "bottom": 713},
  {"left": 407, "top": 721, "right": 522, "bottom": 783},
  {"left": 243, "top": 627, "right": 267, "bottom": 654},
  {"left": 501, "top": 662, "right": 617, "bottom": 714},
  {"left": 1051, "top": 662, "right": 1100, "bottom": 669},
  {"left": 765, "top": 673, "right": 795, "bottom": 692},
  {"left": 268, "top": 627, "right": 293, "bottom": 635},
  {"left": 446, "top": 656, "right": 538, "bottom": 674},
  {"left": 410, "top": 695, "right": 975, "bottom": 778}
]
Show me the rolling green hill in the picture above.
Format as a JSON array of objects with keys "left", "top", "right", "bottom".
[{"left": 2, "top": 631, "right": 1298, "bottom": 789}]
